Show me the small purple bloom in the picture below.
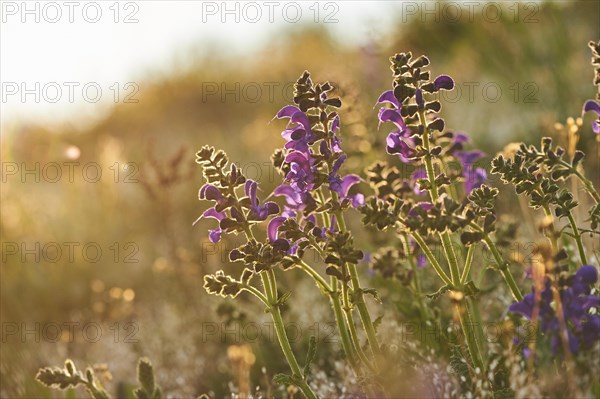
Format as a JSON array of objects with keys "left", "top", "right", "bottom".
[
  {"left": 244, "top": 180, "right": 279, "bottom": 221},
  {"left": 375, "top": 90, "right": 401, "bottom": 109},
  {"left": 465, "top": 167, "right": 487, "bottom": 194},
  {"left": 378, "top": 107, "right": 407, "bottom": 130},
  {"left": 433, "top": 75, "right": 455, "bottom": 91},
  {"left": 582, "top": 100, "right": 600, "bottom": 134},
  {"left": 509, "top": 265, "right": 600, "bottom": 354},
  {"left": 199, "top": 184, "right": 225, "bottom": 203},
  {"left": 455, "top": 150, "right": 485, "bottom": 167},
  {"left": 267, "top": 216, "right": 287, "bottom": 242},
  {"left": 411, "top": 169, "right": 428, "bottom": 196},
  {"left": 386, "top": 131, "right": 416, "bottom": 162},
  {"left": 285, "top": 151, "right": 315, "bottom": 192}
]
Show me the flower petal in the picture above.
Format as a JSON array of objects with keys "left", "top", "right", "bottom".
[
  {"left": 276, "top": 105, "right": 301, "bottom": 119},
  {"left": 375, "top": 90, "right": 400, "bottom": 109},
  {"left": 582, "top": 100, "right": 600, "bottom": 116},
  {"left": 267, "top": 216, "right": 287, "bottom": 242},
  {"left": 340, "top": 174, "right": 362, "bottom": 197},
  {"left": 434, "top": 75, "right": 455, "bottom": 91}
]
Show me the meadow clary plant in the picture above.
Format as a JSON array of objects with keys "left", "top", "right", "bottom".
[{"left": 37, "top": 42, "right": 600, "bottom": 398}]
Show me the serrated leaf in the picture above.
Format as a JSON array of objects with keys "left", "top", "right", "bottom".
[{"left": 303, "top": 336, "right": 317, "bottom": 378}]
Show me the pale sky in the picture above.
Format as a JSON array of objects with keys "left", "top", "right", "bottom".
[{"left": 1, "top": 1, "right": 406, "bottom": 129}]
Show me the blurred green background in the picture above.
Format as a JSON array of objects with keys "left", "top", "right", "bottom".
[{"left": 1, "top": 1, "right": 599, "bottom": 397}]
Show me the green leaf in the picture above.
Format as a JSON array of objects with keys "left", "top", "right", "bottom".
[
  {"left": 303, "top": 336, "right": 317, "bottom": 378},
  {"left": 272, "top": 373, "right": 293, "bottom": 385}
]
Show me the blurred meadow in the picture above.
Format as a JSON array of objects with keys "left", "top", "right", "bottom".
[{"left": 1, "top": 1, "right": 599, "bottom": 397}]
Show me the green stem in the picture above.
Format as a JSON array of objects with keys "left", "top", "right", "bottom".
[
  {"left": 298, "top": 260, "right": 332, "bottom": 293},
  {"left": 241, "top": 285, "right": 270, "bottom": 307},
  {"left": 481, "top": 234, "right": 523, "bottom": 301},
  {"left": 566, "top": 212, "right": 588, "bottom": 264},
  {"left": 265, "top": 272, "right": 318, "bottom": 399},
  {"left": 411, "top": 232, "right": 453, "bottom": 286},
  {"left": 460, "top": 245, "right": 475, "bottom": 284},
  {"left": 455, "top": 301, "right": 484, "bottom": 372},
  {"left": 542, "top": 205, "right": 559, "bottom": 255},
  {"left": 333, "top": 208, "right": 382, "bottom": 361},
  {"left": 559, "top": 160, "right": 600, "bottom": 204},
  {"left": 401, "top": 234, "right": 429, "bottom": 319},
  {"left": 242, "top": 224, "right": 317, "bottom": 398},
  {"left": 417, "top": 109, "right": 461, "bottom": 286},
  {"left": 330, "top": 278, "right": 361, "bottom": 373}
]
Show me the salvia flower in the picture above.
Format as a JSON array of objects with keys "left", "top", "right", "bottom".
[
  {"left": 509, "top": 265, "right": 600, "bottom": 354},
  {"left": 243, "top": 180, "right": 279, "bottom": 221},
  {"left": 285, "top": 151, "right": 315, "bottom": 193},
  {"left": 582, "top": 100, "right": 600, "bottom": 134},
  {"left": 455, "top": 150, "right": 487, "bottom": 194}
]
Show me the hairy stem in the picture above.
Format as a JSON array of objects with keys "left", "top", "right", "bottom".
[
  {"left": 334, "top": 208, "right": 382, "bottom": 362},
  {"left": 566, "top": 212, "right": 588, "bottom": 264},
  {"left": 418, "top": 109, "right": 462, "bottom": 286},
  {"left": 411, "top": 232, "right": 453, "bottom": 286}
]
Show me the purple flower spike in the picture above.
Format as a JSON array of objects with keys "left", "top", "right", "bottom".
[
  {"left": 375, "top": 90, "right": 400, "bottom": 109},
  {"left": 268, "top": 216, "right": 287, "bottom": 242},
  {"left": 509, "top": 265, "right": 600, "bottom": 354},
  {"left": 433, "top": 75, "right": 455, "bottom": 91}
]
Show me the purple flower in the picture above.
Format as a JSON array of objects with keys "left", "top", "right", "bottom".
[
  {"left": 582, "top": 100, "right": 600, "bottom": 134},
  {"left": 272, "top": 184, "right": 317, "bottom": 218},
  {"left": 455, "top": 150, "right": 485, "bottom": 167},
  {"left": 196, "top": 184, "right": 232, "bottom": 242},
  {"left": 285, "top": 151, "right": 315, "bottom": 192},
  {"left": 276, "top": 106, "right": 316, "bottom": 155},
  {"left": 455, "top": 150, "right": 486, "bottom": 194},
  {"left": 375, "top": 90, "right": 401, "bottom": 109},
  {"left": 411, "top": 169, "right": 428, "bottom": 196},
  {"left": 386, "top": 130, "right": 416, "bottom": 162},
  {"left": 433, "top": 75, "right": 455, "bottom": 91},
  {"left": 326, "top": 155, "right": 363, "bottom": 207},
  {"left": 465, "top": 167, "right": 487, "bottom": 194},
  {"left": 267, "top": 216, "right": 286, "bottom": 242},
  {"left": 509, "top": 265, "right": 600, "bottom": 354},
  {"left": 378, "top": 107, "right": 406, "bottom": 130},
  {"left": 193, "top": 208, "right": 226, "bottom": 243},
  {"left": 244, "top": 180, "right": 280, "bottom": 221},
  {"left": 199, "top": 184, "right": 225, "bottom": 204}
]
